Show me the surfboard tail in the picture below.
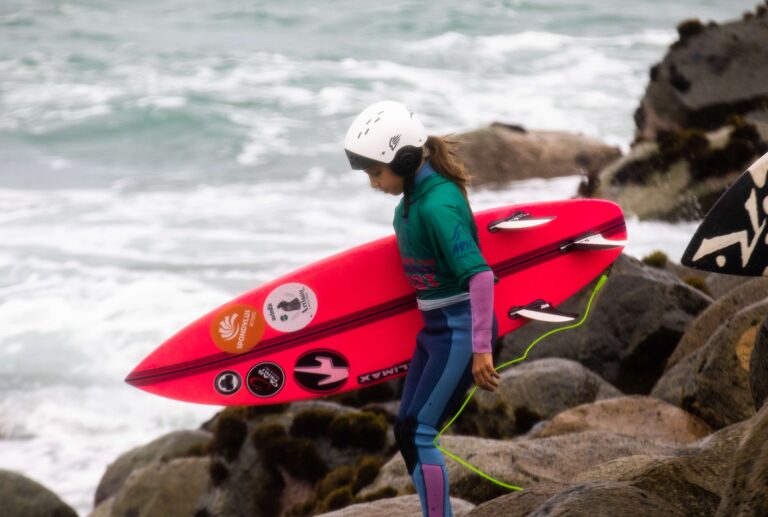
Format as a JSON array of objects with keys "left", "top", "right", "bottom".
[{"left": 681, "top": 150, "right": 768, "bottom": 276}]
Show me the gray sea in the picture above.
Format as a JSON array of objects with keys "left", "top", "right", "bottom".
[{"left": 0, "top": 1, "right": 755, "bottom": 514}]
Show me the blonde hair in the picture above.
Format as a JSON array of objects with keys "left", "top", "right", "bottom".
[{"left": 424, "top": 135, "right": 471, "bottom": 202}]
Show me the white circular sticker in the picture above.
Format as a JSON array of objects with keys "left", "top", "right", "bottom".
[{"left": 263, "top": 282, "right": 318, "bottom": 332}]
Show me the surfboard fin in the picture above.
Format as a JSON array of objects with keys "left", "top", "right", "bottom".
[
  {"left": 488, "top": 210, "right": 556, "bottom": 232},
  {"left": 508, "top": 299, "right": 579, "bottom": 322},
  {"left": 560, "top": 232, "right": 627, "bottom": 252}
]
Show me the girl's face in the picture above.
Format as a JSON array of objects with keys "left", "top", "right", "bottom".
[{"left": 364, "top": 163, "right": 404, "bottom": 196}]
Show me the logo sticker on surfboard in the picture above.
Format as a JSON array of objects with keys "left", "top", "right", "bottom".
[
  {"left": 263, "top": 283, "right": 318, "bottom": 332},
  {"left": 211, "top": 304, "right": 266, "bottom": 354},
  {"left": 294, "top": 350, "right": 349, "bottom": 393},
  {"left": 247, "top": 362, "right": 285, "bottom": 398},
  {"left": 214, "top": 371, "right": 242, "bottom": 395}
]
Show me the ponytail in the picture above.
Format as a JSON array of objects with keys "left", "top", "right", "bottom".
[{"left": 425, "top": 135, "right": 472, "bottom": 203}]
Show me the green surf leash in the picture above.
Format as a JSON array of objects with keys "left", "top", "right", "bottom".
[{"left": 433, "top": 272, "right": 611, "bottom": 491}]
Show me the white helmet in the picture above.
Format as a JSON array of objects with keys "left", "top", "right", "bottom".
[{"left": 343, "top": 100, "right": 428, "bottom": 174}]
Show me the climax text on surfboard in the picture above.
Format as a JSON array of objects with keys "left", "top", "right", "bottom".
[{"left": 358, "top": 361, "right": 410, "bottom": 385}]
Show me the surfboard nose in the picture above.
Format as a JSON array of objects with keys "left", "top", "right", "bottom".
[{"left": 124, "top": 358, "right": 152, "bottom": 388}]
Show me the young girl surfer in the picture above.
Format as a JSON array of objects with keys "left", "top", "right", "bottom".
[{"left": 343, "top": 100, "right": 500, "bottom": 517}]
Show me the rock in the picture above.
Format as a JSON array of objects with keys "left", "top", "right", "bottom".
[
  {"left": 453, "top": 123, "right": 620, "bottom": 186},
  {"left": 315, "top": 494, "right": 475, "bottom": 517},
  {"left": 591, "top": 122, "right": 767, "bottom": 221},
  {"left": 716, "top": 400, "right": 768, "bottom": 516},
  {"left": 94, "top": 429, "right": 212, "bottom": 505},
  {"left": 635, "top": 13, "right": 768, "bottom": 141},
  {"left": 528, "top": 395, "right": 712, "bottom": 445},
  {"left": 89, "top": 496, "right": 114, "bottom": 517},
  {"left": 465, "top": 482, "right": 570, "bottom": 517},
  {"left": 499, "top": 254, "right": 711, "bottom": 394},
  {"left": 750, "top": 315, "right": 768, "bottom": 409},
  {"left": 665, "top": 278, "right": 768, "bottom": 371},
  {"left": 652, "top": 298, "right": 766, "bottom": 429},
  {"left": 362, "top": 431, "right": 677, "bottom": 505},
  {"left": 453, "top": 358, "right": 621, "bottom": 438},
  {"left": 195, "top": 401, "right": 396, "bottom": 516},
  {"left": 529, "top": 481, "right": 686, "bottom": 516},
  {"left": 573, "top": 419, "right": 750, "bottom": 516},
  {"left": 106, "top": 457, "right": 210, "bottom": 517},
  {"left": 705, "top": 273, "right": 753, "bottom": 300},
  {"left": 0, "top": 469, "right": 77, "bottom": 517}
]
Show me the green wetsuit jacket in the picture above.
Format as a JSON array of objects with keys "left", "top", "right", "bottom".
[{"left": 393, "top": 160, "right": 491, "bottom": 300}]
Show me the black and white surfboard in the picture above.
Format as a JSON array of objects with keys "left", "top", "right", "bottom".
[{"left": 681, "top": 151, "right": 768, "bottom": 276}]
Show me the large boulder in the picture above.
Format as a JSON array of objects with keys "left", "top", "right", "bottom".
[
  {"left": 499, "top": 254, "right": 711, "bottom": 394},
  {"left": 528, "top": 395, "right": 712, "bottom": 446},
  {"left": 704, "top": 272, "right": 753, "bottom": 300},
  {"left": 573, "top": 418, "right": 750, "bottom": 516},
  {"left": 463, "top": 482, "right": 570, "bottom": 517},
  {"left": 194, "top": 401, "right": 396, "bottom": 517},
  {"left": 453, "top": 358, "right": 622, "bottom": 439},
  {"left": 634, "top": 12, "right": 768, "bottom": 141},
  {"left": 467, "top": 481, "right": 685, "bottom": 516},
  {"left": 94, "top": 429, "right": 212, "bottom": 505},
  {"left": 532, "top": 481, "right": 686, "bottom": 516},
  {"left": 92, "top": 457, "right": 210, "bottom": 517},
  {"left": 0, "top": 470, "right": 77, "bottom": 517},
  {"left": 362, "top": 431, "right": 677, "bottom": 505},
  {"left": 665, "top": 278, "right": 768, "bottom": 371},
  {"left": 652, "top": 298, "right": 767, "bottom": 429},
  {"left": 750, "top": 314, "right": 768, "bottom": 409},
  {"left": 590, "top": 121, "right": 767, "bottom": 221},
  {"left": 454, "top": 123, "right": 620, "bottom": 186},
  {"left": 315, "top": 494, "right": 475, "bottom": 517},
  {"left": 468, "top": 416, "right": 750, "bottom": 516},
  {"left": 716, "top": 400, "right": 768, "bottom": 515}
]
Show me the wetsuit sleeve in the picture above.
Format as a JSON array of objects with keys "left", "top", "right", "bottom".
[
  {"left": 469, "top": 270, "right": 494, "bottom": 354},
  {"left": 423, "top": 201, "right": 491, "bottom": 289}
]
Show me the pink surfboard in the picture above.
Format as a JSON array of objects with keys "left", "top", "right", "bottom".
[{"left": 126, "top": 200, "right": 626, "bottom": 405}]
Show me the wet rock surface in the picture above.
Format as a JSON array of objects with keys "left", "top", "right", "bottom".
[
  {"left": 499, "top": 254, "right": 711, "bottom": 395},
  {"left": 454, "top": 123, "right": 621, "bottom": 187},
  {"left": 0, "top": 469, "right": 78, "bottom": 517},
  {"left": 528, "top": 395, "right": 712, "bottom": 446}
]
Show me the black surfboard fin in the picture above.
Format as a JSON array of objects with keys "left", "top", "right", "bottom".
[
  {"left": 560, "top": 232, "right": 627, "bottom": 252},
  {"left": 508, "top": 299, "right": 579, "bottom": 322},
  {"left": 488, "top": 210, "right": 556, "bottom": 232}
]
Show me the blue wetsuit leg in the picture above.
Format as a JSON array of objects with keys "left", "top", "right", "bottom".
[{"left": 395, "top": 300, "right": 499, "bottom": 517}]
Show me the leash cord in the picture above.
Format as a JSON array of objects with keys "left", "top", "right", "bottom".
[{"left": 433, "top": 273, "right": 610, "bottom": 491}]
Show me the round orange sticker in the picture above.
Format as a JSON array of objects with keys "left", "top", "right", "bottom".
[{"left": 211, "top": 304, "right": 266, "bottom": 354}]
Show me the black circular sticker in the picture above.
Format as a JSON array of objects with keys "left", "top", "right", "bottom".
[
  {"left": 293, "top": 350, "right": 349, "bottom": 393},
  {"left": 214, "top": 371, "right": 242, "bottom": 396},
  {"left": 247, "top": 362, "right": 285, "bottom": 398}
]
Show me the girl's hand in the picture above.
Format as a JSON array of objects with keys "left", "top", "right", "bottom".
[{"left": 472, "top": 353, "right": 500, "bottom": 391}]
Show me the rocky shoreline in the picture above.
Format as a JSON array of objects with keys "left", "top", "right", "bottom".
[{"left": 7, "top": 4, "right": 768, "bottom": 517}]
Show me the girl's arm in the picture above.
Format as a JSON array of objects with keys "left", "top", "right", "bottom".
[{"left": 469, "top": 270, "right": 500, "bottom": 391}]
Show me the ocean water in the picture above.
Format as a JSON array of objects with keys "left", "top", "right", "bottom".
[{"left": 0, "top": 1, "right": 756, "bottom": 514}]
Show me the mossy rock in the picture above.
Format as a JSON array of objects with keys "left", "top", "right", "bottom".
[
  {"left": 328, "top": 412, "right": 388, "bottom": 451},
  {"left": 682, "top": 275, "right": 711, "bottom": 296},
  {"left": 210, "top": 415, "right": 248, "bottom": 462},
  {"left": 318, "top": 486, "right": 354, "bottom": 513},
  {"left": 257, "top": 434, "right": 328, "bottom": 483},
  {"left": 451, "top": 397, "right": 513, "bottom": 438},
  {"left": 290, "top": 408, "right": 337, "bottom": 438},
  {"left": 316, "top": 466, "right": 356, "bottom": 500},
  {"left": 642, "top": 250, "right": 669, "bottom": 268},
  {"left": 351, "top": 456, "right": 385, "bottom": 493}
]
